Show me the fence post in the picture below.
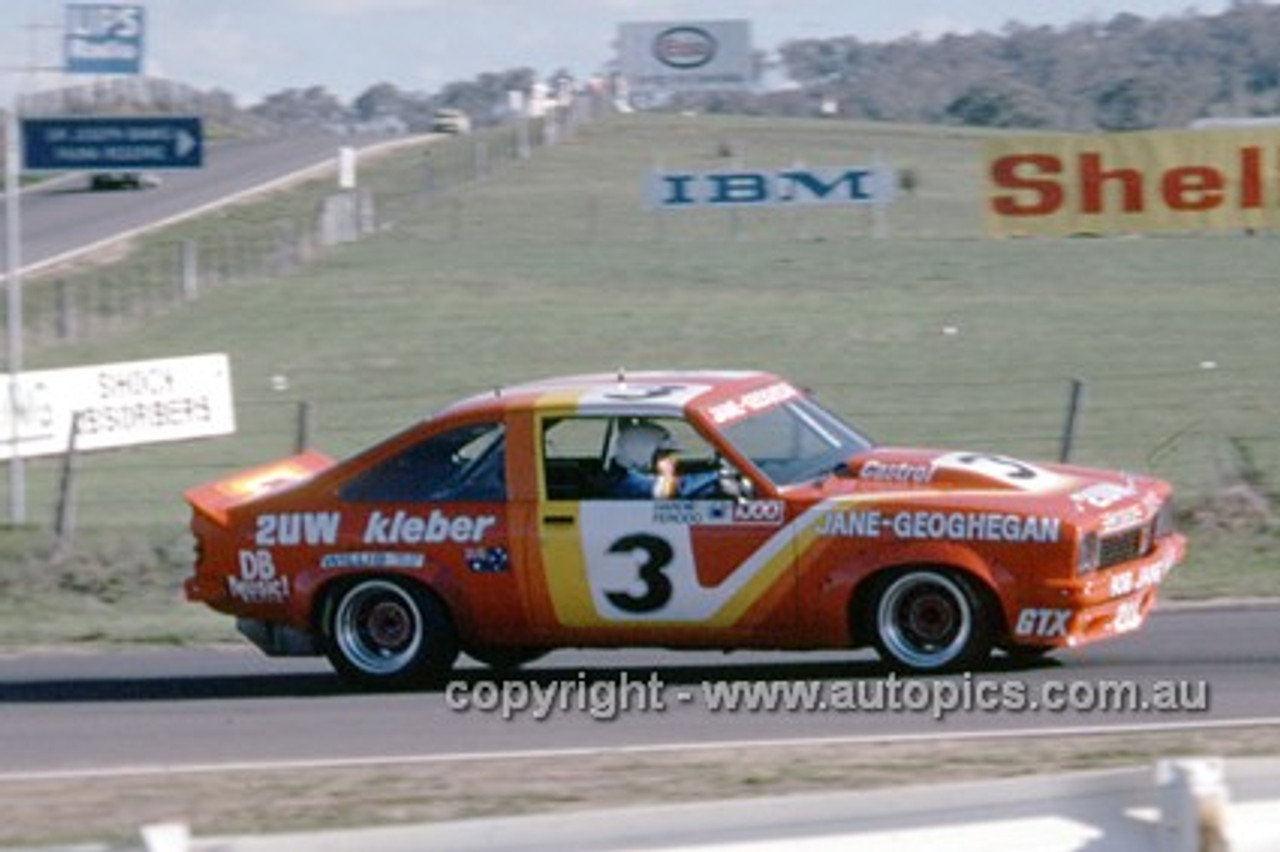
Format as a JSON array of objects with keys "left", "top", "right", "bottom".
[
  {"left": 179, "top": 239, "right": 198, "bottom": 301},
  {"left": 52, "top": 412, "right": 83, "bottom": 559},
  {"left": 295, "top": 400, "right": 313, "bottom": 453},
  {"left": 56, "top": 279, "right": 77, "bottom": 340},
  {"left": 516, "top": 118, "right": 532, "bottom": 161},
  {"left": 421, "top": 154, "right": 437, "bottom": 198},
  {"left": 449, "top": 196, "right": 463, "bottom": 241},
  {"left": 1059, "top": 378, "right": 1084, "bottom": 463}
]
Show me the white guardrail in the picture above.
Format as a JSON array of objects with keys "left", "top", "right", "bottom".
[{"left": 117, "top": 756, "right": 1280, "bottom": 852}]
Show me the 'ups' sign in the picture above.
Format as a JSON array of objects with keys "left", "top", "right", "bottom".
[{"left": 984, "top": 128, "right": 1280, "bottom": 236}]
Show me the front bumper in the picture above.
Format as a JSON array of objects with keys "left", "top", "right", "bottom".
[{"left": 1009, "top": 532, "right": 1187, "bottom": 649}]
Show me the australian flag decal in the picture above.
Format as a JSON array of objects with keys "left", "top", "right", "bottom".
[{"left": 466, "top": 546, "right": 510, "bottom": 573}]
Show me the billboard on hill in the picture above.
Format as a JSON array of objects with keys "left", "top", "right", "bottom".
[
  {"left": 618, "top": 20, "right": 753, "bottom": 96},
  {"left": 984, "top": 127, "right": 1280, "bottom": 237}
]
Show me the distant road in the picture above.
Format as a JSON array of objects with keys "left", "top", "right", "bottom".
[
  {"left": 0, "top": 603, "right": 1276, "bottom": 776},
  {"left": 2, "top": 132, "right": 428, "bottom": 275}
]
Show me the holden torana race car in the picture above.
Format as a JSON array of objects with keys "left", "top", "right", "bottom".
[{"left": 185, "top": 370, "right": 1185, "bottom": 689}]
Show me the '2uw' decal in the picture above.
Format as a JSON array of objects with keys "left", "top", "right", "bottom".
[{"left": 255, "top": 512, "right": 340, "bottom": 546}]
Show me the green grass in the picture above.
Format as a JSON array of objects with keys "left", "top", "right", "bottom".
[{"left": 1, "top": 113, "right": 1277, "bottom": 644}]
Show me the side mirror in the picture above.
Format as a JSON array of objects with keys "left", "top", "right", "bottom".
[{"left": 718, "top": 469, "right": 755, "bottom": 502}]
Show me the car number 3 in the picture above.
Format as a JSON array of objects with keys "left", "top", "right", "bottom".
[{"left": 604, "top": 534, "right": 674, "bottom": 613}]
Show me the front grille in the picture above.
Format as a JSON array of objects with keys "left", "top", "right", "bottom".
[{"left": 1099, "top": 525, "right": 1147, "bottom": 570}]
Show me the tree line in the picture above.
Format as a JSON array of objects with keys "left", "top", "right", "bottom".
[
  {"left": 19, "top": 3, "right": 1280, "bottom": 134},
  {"left": 764, "top": 1, "right": 1280, "bottom": 130}
]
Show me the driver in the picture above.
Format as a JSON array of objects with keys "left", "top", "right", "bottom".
[{"left": 603, "top": 420, "right": 718, "bottom": 500}]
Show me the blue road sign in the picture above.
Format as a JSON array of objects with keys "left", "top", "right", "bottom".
[
  {"left": 21, "top": 116, "right": 203, "bottom": 172},
  {"left": 65, "top": 4, "right": 145, "bottom": 75}
]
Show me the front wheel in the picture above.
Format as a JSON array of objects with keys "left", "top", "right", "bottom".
[
  {"left": 322, "top": 578, "right": 458, "bottom": 690},
  {"left": 870, "top": 569, "right": 992, "bottom": 673}
]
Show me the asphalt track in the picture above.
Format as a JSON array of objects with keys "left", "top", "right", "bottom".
[
  {"left": 0, "top": 603, "right": 1276, "bottom": 777},
  {"left": 3, "top": 131, "right": 420, "bottom": 275}
]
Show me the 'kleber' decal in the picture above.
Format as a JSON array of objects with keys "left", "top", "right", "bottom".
[{"left": 362, "top": 510, "right": 496, "bottom": 544}]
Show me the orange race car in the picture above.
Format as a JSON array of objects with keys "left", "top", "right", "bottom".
[{"left": 185, "top": 371, "right": 1186, "bottom": 689}]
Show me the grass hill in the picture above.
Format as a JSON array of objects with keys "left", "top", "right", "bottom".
[{"left": 2, "top": 112, "right": 1276, "bottom": 644}]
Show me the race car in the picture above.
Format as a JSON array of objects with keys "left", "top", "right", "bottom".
[{"left": 185, "top": 370, "right": 1185, "bottom": 689}]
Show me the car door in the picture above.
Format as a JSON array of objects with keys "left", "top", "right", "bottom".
[{"left": 534, "top": 414, "right": 798, "bottom": 643}]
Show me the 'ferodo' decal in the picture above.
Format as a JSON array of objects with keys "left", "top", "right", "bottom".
[{"left": 649, "top": 500, "right": 784, "bottom": 526}]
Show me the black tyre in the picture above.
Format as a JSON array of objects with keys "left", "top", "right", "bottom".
[
  {"left": 870, "top": 569, "right": 992, "bottom": 673},
  {"left": 1003, "top": 645, "right": 1056, "bottom": 664},
  {"left": 466, "top": 646, "right": 549, "bottom": 671},
  {"left": 322, "top": 578, "right": 458, "bottom": 690}
]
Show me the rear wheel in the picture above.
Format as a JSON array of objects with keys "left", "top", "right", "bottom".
[
  {"left": 870, "top": 569, "right": 992, "bottom": 673},
  {"left": 322, "top": 578, "right": 457, "bottom": 690}
]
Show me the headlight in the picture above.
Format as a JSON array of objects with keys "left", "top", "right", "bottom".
[{"left": 1077, "top": 530, "right": 1100, "bottom": 575}]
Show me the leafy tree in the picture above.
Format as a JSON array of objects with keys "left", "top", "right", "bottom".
[
  {"left": 1092, "top": 76, "right": 1170, "bottom": 130},
  {"left": 945, "top": 80, "right": 1056, "bottom": 128},
  {"left": 353, "top": 83, "right": 404, "bottom": 122},
  {"left": 249, "top": 86, "right": 349, "bottom": 128}
]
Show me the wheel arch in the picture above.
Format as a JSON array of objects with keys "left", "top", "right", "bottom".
[
  {"left": 315, "top": 570, "right": 463, "bottom": 689},
  {"left": 844, "top": 549, "right": 1009, "bottom": 649},
  {"left": 309, "top": 569, "right": 460, "bottom": 638}
]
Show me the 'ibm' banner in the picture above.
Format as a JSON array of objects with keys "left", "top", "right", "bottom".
[
  {"left": 984, "top": 128, "right": 1280, "bottom": 237},
  {"left": 646, "top": 166, "right": 896, "bottom": 209}
]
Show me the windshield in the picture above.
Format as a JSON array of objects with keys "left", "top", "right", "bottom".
[{"left": 717, "top": 394, "right": 873, "bottom": 487}]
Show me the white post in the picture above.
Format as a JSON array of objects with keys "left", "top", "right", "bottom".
[
  {"left": 4, "top": 91, "right": 25, "bottom": 524},
  {"left": 140, "top": 821, "right": 190, "bottom": 852},
  {"left": 338, "top": 145, "right": 357, "bottom": 190},
  {"left": 1155, "top": 757, "right": 1230, "bottom": 852}
]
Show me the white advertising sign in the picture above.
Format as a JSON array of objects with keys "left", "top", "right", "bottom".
[
  {"left": 64, "top": 4, "right": 145, "bottom": 75},
  {"left": 646, "top": 166, "right": 897, "bottom": 209},
  {"left": 0, "top": 353, "right": 235, "bottom": 460},
  {"left": 618, "top": 20, "right": 753, "bottom": 92}
]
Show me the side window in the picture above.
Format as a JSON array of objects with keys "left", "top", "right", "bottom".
[
  {"left": 340, "top": 422, "right": 506, "bottom": 502},
  {"left": 541, "top": 415, "right": 726, "bottom": 501},
  {"left": 542, "top": 417, "right": 611, "bottom": 500}
]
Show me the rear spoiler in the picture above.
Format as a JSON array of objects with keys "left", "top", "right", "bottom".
[{"left": 184, "top": 450, "right": 335, "bottom": 525}]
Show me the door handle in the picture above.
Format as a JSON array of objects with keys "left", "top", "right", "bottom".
[{"left": 543, "top": 514, "right": 575, "bottom": 526}]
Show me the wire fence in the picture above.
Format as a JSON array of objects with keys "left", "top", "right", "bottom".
[{"left": 18, "top": 361, "right": 1274, "bottom": 555}]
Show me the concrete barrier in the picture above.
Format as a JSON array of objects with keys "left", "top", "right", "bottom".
[{"left": 132, "top": 756, "right": 1280, "bottom": 852}]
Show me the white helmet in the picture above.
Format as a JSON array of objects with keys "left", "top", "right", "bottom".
[{"left": 614, "top": 421, "right": 678, "bottom": 471}]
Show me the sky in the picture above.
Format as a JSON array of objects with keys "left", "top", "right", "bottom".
[{"left": 0, "top": 0, "right": 1249, "bottom": 106}]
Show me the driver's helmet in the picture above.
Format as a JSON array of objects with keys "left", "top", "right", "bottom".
[{"left": 614, "top": 421, "right": 679, "bottom": 471}]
